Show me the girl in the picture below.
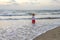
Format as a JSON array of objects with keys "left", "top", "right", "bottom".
[{"left": 32, "top": 13, "right": 36, "bottom": 24}]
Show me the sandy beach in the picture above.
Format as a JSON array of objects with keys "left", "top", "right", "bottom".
[{"left": 33, "top": 26, "right": 60, "bottom": 40}]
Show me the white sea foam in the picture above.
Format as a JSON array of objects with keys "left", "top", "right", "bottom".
[
  {"left": 0, "top": 19, "right": 60, "bottom": 40},
  {"left": 0, "top": 15, "right": 60, "bottom": 20},
  {"left": 0, "top": 10, "right": 60, "bottom": 40}
]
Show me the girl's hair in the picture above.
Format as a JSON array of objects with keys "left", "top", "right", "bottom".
[{"left": 32, "top": 13, "right": 35, "bottom": 16}]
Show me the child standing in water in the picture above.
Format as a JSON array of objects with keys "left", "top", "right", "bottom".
[{"left": 32, "top": 13, "right": 36, "bottom": 24}]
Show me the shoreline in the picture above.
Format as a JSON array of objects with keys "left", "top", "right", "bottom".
[{"left": 33, "top": 26, "right": 60, "bottom": 40}]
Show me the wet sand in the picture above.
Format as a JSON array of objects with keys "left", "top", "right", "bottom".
[{"left": 33, "top": 26, "right": 60, "bottom": 40}]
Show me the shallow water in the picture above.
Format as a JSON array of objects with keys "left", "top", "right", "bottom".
[
  {"left": 0, "top": 10, "right": 60, "bottom": 40},
  {"left": 0, "top": 19, "right": 60, "bottom": 40}
]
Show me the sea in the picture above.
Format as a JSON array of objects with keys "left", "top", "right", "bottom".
[{"left": 0, "top": 10, "right": 60, "bottom": 40}]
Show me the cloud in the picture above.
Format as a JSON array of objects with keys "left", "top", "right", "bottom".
[{"left": 0, "top": 0, "right": 60, "bottom": 10}]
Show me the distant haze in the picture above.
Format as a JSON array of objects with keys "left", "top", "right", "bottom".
[{"left": 0, "top": 0, "right": 60, "bottom": 10}]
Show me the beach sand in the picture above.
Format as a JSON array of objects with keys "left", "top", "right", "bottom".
[{"left": 33, "top": 26, "right": 60, "bottom": 40}]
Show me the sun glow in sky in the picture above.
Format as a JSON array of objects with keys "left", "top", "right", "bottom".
[
  {"left": 0, "top": 0, "right": 53, "bottom": 7},
  {"left": 0, "top": 0, "right": 60, "bottom": 10},
  {"left": 0, "top": 0, "right": 52, "bottom": 5}
]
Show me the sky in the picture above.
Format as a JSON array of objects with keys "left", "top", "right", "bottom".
[{"left": 0, "top": 0, "right": 60, "bottom": 10}]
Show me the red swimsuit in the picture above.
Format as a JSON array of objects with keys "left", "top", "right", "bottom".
[
  {"left": 32, "top": 20, "right": 35, "bottom": 24},
  {"left": 32, "top": 16, "right": 35, "bottom": 24}
]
